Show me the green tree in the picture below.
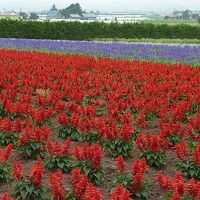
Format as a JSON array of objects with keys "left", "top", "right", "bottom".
[
  {"left": 60, "top": 3, "right": 83, "bottom": 18},
  {"left": 198, "top": 17, "right": 200, "bottom": 24},
  {"left": 182, "top": 9, "right": 191, "bottom": 19},
  {"left": 29, "top": 12, "right": 39, "bottom": 20},
  {"left": 19, "top": 11, "right": 28, "bottom": 20},
  {"left": 173, "top": 10, "right": 181, "bottom": 15},
  {"left": 51, "top": 4, "right": 57, "bottom": 10}
]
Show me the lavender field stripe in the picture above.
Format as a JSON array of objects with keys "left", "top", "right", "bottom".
[{"left": 0, "top": 38, "right": 200, "bottom": 65}]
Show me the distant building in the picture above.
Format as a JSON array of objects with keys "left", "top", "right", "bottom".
[
  {"left": 38, "top": 15, "right": 47, "bottom": 21},
  {"left": 0, "top": 11, "right": 22, "bottom": 20},
  {"left": 68, "top": 14, "right": 81, "bottom": 20},
  {"left": 164, "top": 14, "right": 178, "bottom": 19},
  {"left": 47, "top": 10, "right": 64, "bottom": 19},
  {"left": 82, "top": 13, "right": 96, "bottom": 20},
  {"left": 193, "top": 13, "right": 200, "bottom": 19}
]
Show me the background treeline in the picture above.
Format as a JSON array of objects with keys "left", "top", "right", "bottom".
[{"left": 0, "top": 19, "right": 200, "bottom": 40}]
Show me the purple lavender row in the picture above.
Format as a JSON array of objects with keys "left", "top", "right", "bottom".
[{"left": 0, "top": 38, "right": 200, "bottom": 65}]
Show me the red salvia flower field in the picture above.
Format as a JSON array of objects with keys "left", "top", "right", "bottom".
[{"left": 0, "top": 49, "right": 200, "bottom": 199}]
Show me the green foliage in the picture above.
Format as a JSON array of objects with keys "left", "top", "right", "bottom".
[
  {"left": 45, "top": 155, "right": 75, "bottom": 173},
  {"left": 139, "top": 150, "right": 167, "bottom": 168},
  {"left": 17, "top": 141, "right": 47, "bottom": 159},
  {"left": 0, "top": 131, "right": 19, "bottom": 147},
  {"left": 29, "top": 13, "right": 39, "bottom": 20},
  {"left": 57, "top": 125, "right": 80, "bottom": 141},
  {"left": 0, "top": 104, "right": 20, "bottom": 121},
  {"left": 13, "top": 179, "right": 47, "bottom": 200},
  {"left": 162, "top": 192, "right": 192, "bottom": 200},
  {"left": 81, "top": 131, "right": 100, "bottom": 144},
  {"left": 94, "top": 37, "right": 200, "bottom": 44},
  {"left": 176, "top": 159, "right": 200, "bottom": 179},
  {"left": 111, "top": 172, "right": 149, "bottom": 199},
  {"left": 60, "top": 3, "right": 83, "bottom": 18},
  {"left": 104, "top": 138, "right": 134, "bottom": 158},
  {"left": 8, "top": 112, "right": 20, "bottom": 121},
  {"left": 51, "top": 4, "right": 57, "bottom": 11},
  {"left": 0, "top": 163, "right": 12, "bottom": 182},
  {"left": 0, "top": 104, "right": 6, "bottom": 118},
  {"left": 78, "top": 161, "right": 105, "bottom": 185},
  {"left": 168, "top": 134, "right": 182, "bottom": 146},
  {"left": 182, "top": 10, "right": 192, "bottom": 19},
  {"left": 0, "top": 19, "right": 200, "bottom": 40},
  {"left": 19, "top": 12, "right": 28, "bottom": 20}
]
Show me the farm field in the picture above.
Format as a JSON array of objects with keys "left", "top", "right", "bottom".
[
  {"left": 0, "top": 38, "right": 200, "bottom": 66},
  {"left": 0, "top": 48, "right": 200, "bottom": 199},
  {"left": 145, "top": 18, "right": 199, "bottom": 25},
  {"left": 94, "top": 38, "right": 200, "bottom": 44}
]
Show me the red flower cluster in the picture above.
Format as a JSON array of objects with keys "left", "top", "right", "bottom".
[
  {"left": 110, "top": 184, "right": 132, "bottom": 200},
  {"left": 74, "top": 142, "right": 103, "bottom": 170},
  {"left": 30, "top": 158, "right": 45, "bottom": 188},
  {"left": 174, "top": 140, "right": 200, "bottom": 165},
  {"left": 19, "top": 125, "right": 51, "bottom": 145},
  {"left": 49, "top": 169, "right": 67, "bottom": 200},
  {"left": 57, "top": 112, "right": 69, "bottom": 127},
  {"left": 135, "top": 132, "right": 170, "bottom": 152},
  {"left": 0, "top": 117, "right": 23, "bottom": 133},
  {"left": 46, "top": 137, "right": 73, "bottom": 157},
  {"left": 0, "top": 144, "right": 13, "bottom": 164},
  {"left": 131, "top": 158, "right": 149, "bottom": 193},
  {"left": 0, "top": 193, "right": 14, "bottom": 200},
  {"left": 115, "top": 155, "right": 128, "bottom": 174},
  {"left": 12, "top": 161, "right": 25, "bottom": 180},
  {"left": 155, "top": 172, "right": 200, "bottom": 199},
  {"left": 136, "top": 112, "right": 148, "bottom": 129},
  {"left": 71, "top": 168, "right": 102, "bottom": 200}
]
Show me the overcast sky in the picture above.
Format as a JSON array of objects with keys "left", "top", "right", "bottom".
[{"left": 0, "top": 0, "right": 200, "bottom": 12}]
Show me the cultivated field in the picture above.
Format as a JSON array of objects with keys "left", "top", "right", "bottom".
[{"left": 0, "top": 48, "right": 199, "bottom": 199}]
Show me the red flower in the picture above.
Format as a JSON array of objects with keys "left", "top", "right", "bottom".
[
  {"left": 71, "top": 168, "right": 89, "bottom": 200},
  {"left": 132, "top": 158, "right": 149, "bottom": 188},
  {"left": 155, "top": 172, "right": 172, "bottom": 191},
  {"left": 73, "top": 142, "right": 103, "bottom": 170},
  {"left": 136, "top": 112, "right": 148, "bottom": 129},
  {"left": 49, "top": 169, "right": 67, "bottom": 200},
  {"left": 174, "top": 141, "right": 190, "bottom": 160},
  {"left": 109, "top": 184, "right": 132, "bottom": 200},
  {"left": 0, "top": 144, "right": 14, "bottom": 164},
  {"left": 0, "top": 193, "right": 14, "bottom": 200},
  {"left": 30, "top": 158, "right": 44, "bottom": 188},
  {"left": 57, "top": 112, "right": 69, "bottom": 126},
  {"left": 12, "top": 162, "right": 25, "bottom": 180},
  {"left": 192, "top": 141, "right": 200, "bottom": 165},
  {"left": 84, "top": 183, "right": 103, "bottom": 200},
  {"left": 116, "top": 155, "right": 128, "bottom": 174},
  {"left": 186, "top": 179, "right": 200, "bottom": 199}
]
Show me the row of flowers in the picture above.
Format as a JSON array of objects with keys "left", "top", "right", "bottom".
[
  {"left": 2, "top": 145, "right": 200, "bottom": 200},
  {"left": 0, "top": 38, "right": 200, "bottom": 65}
]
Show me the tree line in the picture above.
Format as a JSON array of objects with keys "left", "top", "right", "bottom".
[{"left": 0, "top": 19, "right": 200, "bottom": 40}]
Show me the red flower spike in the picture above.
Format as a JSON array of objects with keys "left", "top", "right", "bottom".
[
  {"left": 12, "top": 162, "right": 25, "bottom": 180},
  {"left": 174, "top": 141, "right": 190, "bottom": 160},
  {"left": 0, "top": 193, "right": 14, "bottom": 200},
  {"left": 85, "top": 183, "right": 103, "bottom": 200},
  {"left": 115, "top": 155, "right": 128, "bottom": 174},
  {"left": 109, "top": 184, "right": 132, "bottom": 200},
  {"left": 30, "top": 158, "right": 44, "bottom": 188},
  {"left": 49, "top": 169, "right": 67, "bottom": 200}
]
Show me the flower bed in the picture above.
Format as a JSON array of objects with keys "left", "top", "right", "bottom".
[{"left": 0, "top": 49, "right": 200, "bottom": 199}]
